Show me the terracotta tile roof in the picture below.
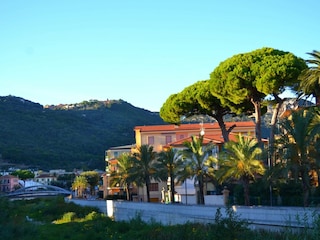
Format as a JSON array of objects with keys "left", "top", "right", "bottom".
[
  {"left": 280, "top": 109, "right": 292, "bottom": 119},
  {"left": 108, "top": 159, "right": 119, "bottom": 164},
  {"left": 280, "top": 106, "right": 313, "bottom": 119},
  {"left": 36, "top": 174, "right": 55, "bottom": 178},
  {"left": 0, "top": 175, "right": 18, "bottom": 179},
  {"left": 165, "top": 132, "right": 266, "bottom": 148},
  {"left": 134, "top": 121, "right": 255, "bottom": 132},
  {"left": 167, "top": 135, "right": 222, "bottom": 148}
]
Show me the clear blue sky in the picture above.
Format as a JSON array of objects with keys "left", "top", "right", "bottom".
[{"left": 0, "top": 1, "right": 319, "bottom": 111}]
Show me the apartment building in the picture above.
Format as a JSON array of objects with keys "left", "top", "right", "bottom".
[
  {"left": 135, "top": 122, "right": 255, "bottom": 148},
  {"left": 0, "top": 174, "right": 19, "bottom": 193},
  {"left": 34, "top": 173, "right": 57, "bottom": 185},
  {"left": 105, "top": 121, "right": 256, "bottom": 202},
  {"left": 103, "top": 144, "right": 135, "bottom": 199}
]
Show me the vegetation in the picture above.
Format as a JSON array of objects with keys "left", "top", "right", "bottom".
[
  {"left": 109, "top": 106, "right": 320, "bottom": 207},
  {"left": 217, "top": 134, "right": 265, "bottom": 206},
  {"left": 275, "top": 108, "right": 320, "bottom": 206},
  {"left": 156, "top": 147, "right": 183, "bottom": 203},
  {"left": 178, "top": 135, "right": 217, "bottom": 205},
  {"left": 131, "top": 145, "right": 159, "bottom": 202},
  {"left": 156, "top": 47, "right": 320, "bottom": 207},
  {"left": 299, "top": 50, "right": 320, "bottom": 105},
  {"left": 72, "top": 175, "right": 88, "bottom": 198},
  {"left": 80, "top": 171, "right": 100, "bottom": 195},
  {"left": 160, "top": 80, "right": 239, "bottom": 142},
  {"left": 109, "top": 153, "right": 134, "bottom": 200},
  {"left": 209, "top": 47, "right": 307, "bottom": 143},
  {"left": 11, "top": 169, "right": 35, "bottom": 186},
  {"left": 0, "top": 96, "right": 164, "bottom": 170},
  {"left": 2, "top": 197, "right": 320, "bottom": 239}
]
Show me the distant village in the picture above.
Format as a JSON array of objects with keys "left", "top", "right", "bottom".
[{"left": 0, "top": 168, "right": 105, "bottom": 198}]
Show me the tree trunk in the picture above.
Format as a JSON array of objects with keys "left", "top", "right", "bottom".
[
  {"left": 215, "top": 114, "right": 229, "bottom": 142},
  {"left": 243, "top": 179, "right": 250, "bottom": 206},
  {"left": 170, "top": 173, "right": 175, "bottom": 203},
  {"left": 302, "top": 168, "right": 310, "bottom": 207},
  {"left": 269, "top": 99, "right": 283, "bottom": 166},
  {"left": 125, "top": 183, "right": 130, "bottom": 201},
  {"left": 251, "top": 99, "right": 262, "bottom": 143},
  {"left": 198, "top": 175, "right": 205, "bottom": 205},
  {"left": 145, "top": 178, "right": 151, "bottom": 202}
]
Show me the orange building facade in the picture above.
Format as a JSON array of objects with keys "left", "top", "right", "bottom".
[{"left": 104, "top": 121, "right": 256, "bottom": 202}]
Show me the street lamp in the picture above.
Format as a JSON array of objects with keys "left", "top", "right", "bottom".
[{"left": 200, "top": 121, "right": 205, "bottom": 136}]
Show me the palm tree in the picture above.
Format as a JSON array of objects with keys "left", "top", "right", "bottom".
[
  {"left": 277, "top": 108, "right": 320, "bottom": 206},
  {"left": 110, "top": 153, "right": 134, "bottom": 200},
  {"left": 179, "top": 135, "right": 217, "bottom": 205},
  {"left": 72, "top": 175, "right": 88, "bottom": 198},
  {"left": 299, "top": 50, "right": 320, "bottom": 105},
  {"left": 81, "top": 171, "right": 100, "bottom": 196},
  {"left": 217, "top": 134, "right": 265, "bottom": 206},
  {"left": 131, "top": 144, "right": 158, "bottom": 202},
  {"left": 156, "top": 147, "right": 183, "bottom": 203}
]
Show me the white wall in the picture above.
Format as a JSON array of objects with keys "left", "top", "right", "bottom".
[
  {"left": 107, "top": 201, "right": 319, "bottom": 229},
  {"left": 66, "top": 198, "right": 320, "bottom": 230}
]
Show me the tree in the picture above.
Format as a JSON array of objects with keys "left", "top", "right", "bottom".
[
  {"left": 277, "top": 108, "right": 320, "bottom": 206},
  {"left": 160, "top": 80, "right": 246, "bottom": 142},
  {"left": 217, "top": 134, "right": 265, "bottom": 206},
  {"left": 131, "top": 145, "right": 159, "bottom": 202},
  {"left": 299, "top": 50, "right": 320, "bottom": 105},
  {"left": 210, "top": 47, "right": 307, "bottom": 144},
  {"left": 81, "top": 171, "right": 100, "bottom": 196},
  {"left": 11, "top": 169, "right": 34, "bottom": 187},
  {"left": 179, "top": 135, "right": 217, "bottom": 205},
  {"left": 110, "top": 153, "right": 134, "bottom": 200},
  {"left": 72, "top": 175, "right": 88, "bottom": 198},
  {"left": 156, "top": 147, "right": 183, "bottom": 203}
]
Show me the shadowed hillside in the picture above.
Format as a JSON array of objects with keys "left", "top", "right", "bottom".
[{"left": 0, "top": 96, "right": 165, "bottom": 170}]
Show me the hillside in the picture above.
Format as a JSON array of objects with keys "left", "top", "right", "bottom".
[{"left": 0, "top": 96, "right": 165, "bottom": 170}]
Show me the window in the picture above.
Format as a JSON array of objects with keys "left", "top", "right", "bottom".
[
  {"left": 148, "top": 136, "right": 154, "bottom": 145},
  {"left": 165, "top": 135, "right": 172, "bottom": 144},
  {"left": 149, "top": 183, "right": 159, "bottom": 191},
  {"left": 178, "top": 134, "right": 185, "bottom": 140}
]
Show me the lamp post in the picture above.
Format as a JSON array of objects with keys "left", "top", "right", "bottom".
[
  {"left": 185, "top": 180, "right": 187, "bottom": 205},
  {"left": 167, "top": 176, "right": 171, "bottom": 203},
  {"left": 268, "top": 139, "right": 273, "bottom": 206},
  {"left": 200, "top": 121, "right": 205, "bottom": 136}
]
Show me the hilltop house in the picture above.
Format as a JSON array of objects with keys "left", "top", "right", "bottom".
[{"left": 104, "top": 121, "right": 257, "bottom": 203}]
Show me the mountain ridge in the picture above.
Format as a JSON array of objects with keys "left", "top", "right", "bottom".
[{"left": 0, "top": 95, "right": 165, "bottom": 171}]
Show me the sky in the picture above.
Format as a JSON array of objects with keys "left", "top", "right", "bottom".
[{"left": 0, "top": 1, "right": 319, "bottom": 112}]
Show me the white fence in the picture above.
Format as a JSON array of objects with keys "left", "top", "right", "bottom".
[
  {"left": 107, "top": 201, "right": 320, "bottom": 229},
  {"left": 66, "top": 198, "right": 320, "bottom": 230}
]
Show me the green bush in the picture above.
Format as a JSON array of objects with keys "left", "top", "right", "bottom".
[
  {"left": 3, "top": 196, "right": 320, "bottom": 239},
  {"left": 53, "top": 212, "right": 76, "bottom": 224}
]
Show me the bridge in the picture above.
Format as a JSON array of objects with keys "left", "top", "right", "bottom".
[{"left": 6, "top": 185, "right": 71, "bottom": 200}]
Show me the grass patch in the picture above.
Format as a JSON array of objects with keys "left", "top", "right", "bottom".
[{"left": 1, "top": 196, "right": 320, "bottom": 239}]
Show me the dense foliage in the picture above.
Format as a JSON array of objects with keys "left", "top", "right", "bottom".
[
  {"left": 209, "top": 47, "right": 307, "bottom": 142},
  {"left": 299, "top": 50, "right": 320, "bottom": 105},
  {"left": 0, "top": 96, "right": 165, "bottom": 170}
]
